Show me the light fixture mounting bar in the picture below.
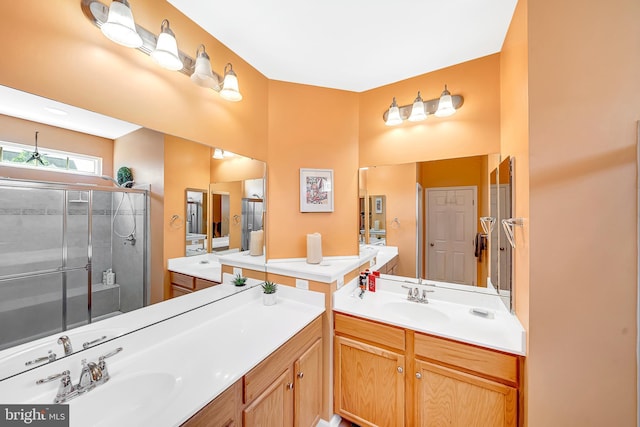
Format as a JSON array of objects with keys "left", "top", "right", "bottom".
[
  {"left": 81, "top": 0, "right": 223, "bottom": 91},
  {"left": 382, "top": 94, "right": 464, "bottom": 122}
]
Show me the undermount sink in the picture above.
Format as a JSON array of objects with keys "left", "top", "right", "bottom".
[
  {"left": 381, "top": 301, "right": 450, "bottom": 324},
  {"left": 68, "top": 372, "right": 181, "bottom": 427}
]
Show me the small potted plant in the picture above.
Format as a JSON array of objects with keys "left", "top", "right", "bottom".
[
  {"left": 232, "top": 273, "right": 247, "bottom": 287},
  {"left": 261, "top": 281, "right": 277, "bottom": 306}
]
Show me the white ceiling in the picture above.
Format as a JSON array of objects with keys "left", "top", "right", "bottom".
[{"left": 168, "top": 0, "right": 518, "bottom": 92}]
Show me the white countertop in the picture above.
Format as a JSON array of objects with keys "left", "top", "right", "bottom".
[
  {"left": 0, "top": 285, "right": 325, "bottom": 427},
  {"left": 173, "top": 246, "right": 398, "bottom": 286},
  {"left": 0, "top": 275, "right": 262, "bottom": 381},
  {"left": 333, "top": 278, "right": 525, "bottom": 355},
  {"left": 167, "top": 253, "right": 223, "bottom": 282}
]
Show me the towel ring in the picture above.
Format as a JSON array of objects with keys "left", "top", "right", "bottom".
[{"left": 169, "top": 214, "right": 184, "bottom": 229}]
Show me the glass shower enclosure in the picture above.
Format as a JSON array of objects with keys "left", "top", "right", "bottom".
[{"left": 0, "top": 178, "right": 149, "bottom": 351}]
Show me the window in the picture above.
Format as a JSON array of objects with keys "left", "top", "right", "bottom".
[{"left": 0, "top": 140, "right": 102, "bottom": 176}]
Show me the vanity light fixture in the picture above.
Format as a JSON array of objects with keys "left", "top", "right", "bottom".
[
  {"left": 100, "top": 0, "right": 142, "bottom": 48},
  {"left": 151, "top": 19, "right": 183, "bottom": 71},
  {"left": 385, "top": 97, "right": 403, "bottom": 126},
  {"left": 408, "top": 91, "right": 427, "bottom": 122},
  {"left": 382, "top": 85, "right": 463, "bottom": 126},
  {"left": 219, "top": 63, "right": 243, "bottom": 102},
  {"left": 81, "top": 0, "right": 243, "bottom": 101},
  {"left": 191, "top": 44, "right": 217, "bottom": 89},
  {"left": 434, "top": 84, "right": 456, "bottom": 117},
  {"left": 212, "top": 148, "right": 224, "bottom": 159}
]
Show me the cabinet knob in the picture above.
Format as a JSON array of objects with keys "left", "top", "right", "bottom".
[
  {"left": 415, "top": 372, "right": 422, "bottom": 379},
  {"left": 287, "top": 382, "right": 294, "bottom": 390},
  {"left": 297, "top": 371, "right": 304, "bottom": 379},
  {"left": 397, "top": 367, "right": 403, "bottom": 373}
]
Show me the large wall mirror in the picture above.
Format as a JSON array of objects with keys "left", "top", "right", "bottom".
[
  {"left": 0, "top": 85, "right": 267, "bottom": 379},
  {"left": 186, "top": 188, "right": 208, "bottom": 256},
  {"left": 360, "top": 153, "right": 513, "bottom": 311},
  {"left": 209, "top": 177, "right": 265, "bottom": 255}
]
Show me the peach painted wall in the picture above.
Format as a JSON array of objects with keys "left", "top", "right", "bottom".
[
  {"left": 0, "top": 0, "right": 268, "bottom": 161},
  {"left": 0, "top": 114, "right": 113, "bottom": 185},
  {"left": 113, "top": 128, "right": 165, "bottom": 304},
  {"left": 367, "top": 163, "right": 417, "bottom": 277},
  {"left": 267, "top": 81, "right": 359, "bottom": 259},
  {"left": 525, "top": 0, "right": 639, "bottom": 425},
  {"left": 359, "top": 55, "right": 501, "bottom": 167},
  {"left": 163, "top": 135, "right": 212, "bottom": 299},
  {"left": 500, "top": 0, "right": 530, "bottom": 336}
]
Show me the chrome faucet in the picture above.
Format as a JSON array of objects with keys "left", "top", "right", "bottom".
[
  {"left": 401, "top": 285, "right": 432, "bottom": 304},
  {"left": 57, "top": 335, "right": 73, "bottom": 356},
  {"left": 36, "top": 347, "right": 123, "bottom": 404}
]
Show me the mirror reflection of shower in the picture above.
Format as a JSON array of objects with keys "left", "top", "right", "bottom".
[{"left": 101, "top": 175, "right": 136, "bottom": 245}]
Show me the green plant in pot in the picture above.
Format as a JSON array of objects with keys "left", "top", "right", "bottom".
[
  {"left": 232, "top": 273, "right": 247, "bottom": 287},
  {"left": 262, "top": 281, "right": 277, "bottom": 306}
]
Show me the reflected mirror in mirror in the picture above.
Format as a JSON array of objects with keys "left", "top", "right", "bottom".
[
  {"left": 209, "top": 157, "right": 265, "bottom": 257},
  {"left": 0, "top": 85, "right": 266, "bottom": 380},
  {"left": 361, "top": 154, "right": 504, "bottom": 295},
  {"left": 495, "top": 156, "right": 514, "bottom": 310},
  {"left": 185, "top": 189, "right": 208, "bottom": 256},
  {"left": 360, "top": 195, "right": 386, "bottom": 245}
]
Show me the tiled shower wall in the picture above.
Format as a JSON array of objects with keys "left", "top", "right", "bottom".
[{"left": 0, "top": 183, "right": 147, "bottom": 349}]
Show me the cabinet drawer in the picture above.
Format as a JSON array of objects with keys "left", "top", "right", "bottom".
[
  {"left": 195, "top": 278, "right": 218, "bottom": 290},
  {"left": 181, "top": 380, "right": 241, "bottom": 426},
  {"left": 244, "top": 316, "right": 322, "bottom": 403},
  {"left": 170, "top": 272, "right": 195, "bottom": 290},
  {"left": 414, "top": 332, "right": 519, "bottom": 385},
  {"left": 171, "top": 285, "right": 193, "bottom": 298},
  {"left": 334, "top": 312, "right": 405, "bottom": 351}
]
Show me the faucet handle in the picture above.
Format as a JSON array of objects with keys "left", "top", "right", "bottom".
[
  {"left": 98, "top": 347, "right": 123, "bottom": 380},
  {"left": 98, "top": 347, "right": 123, "bottom": 362},
  {"left": 36, "top": 370, "right": 70, "bottom": 385}
]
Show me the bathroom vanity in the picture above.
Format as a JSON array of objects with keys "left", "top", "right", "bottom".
[
  {"left": 333, "top": 278, "right": 525, "bottom": 427},
  {"left": 0, "top": 284, "right": 325, "bottom": 427}
]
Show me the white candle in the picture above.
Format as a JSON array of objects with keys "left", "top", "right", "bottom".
[
  {"left": 249, "top": 230, "right": 264, "bottom": 256},
  {"left": 306, "top": 233, "right": 323, "bottom": 264}
]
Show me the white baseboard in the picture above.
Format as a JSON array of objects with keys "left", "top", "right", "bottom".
[{"left": 316, "top": 414, "right": 342, "bottom": 427}]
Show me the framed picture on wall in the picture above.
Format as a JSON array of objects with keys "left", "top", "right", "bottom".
[
  {"left": 375, "top": 196, "right": 383, "bottom": 213},
  {"left": 300, "top": 168, "right": 334, "bottom": 212}
]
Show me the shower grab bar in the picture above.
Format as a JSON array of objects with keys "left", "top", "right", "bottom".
[{"left": 0, "top": 264, "right": 90, "bottom": 282}]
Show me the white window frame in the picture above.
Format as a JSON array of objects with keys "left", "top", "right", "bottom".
[{"left": 0, "top": 140, "right": 103, "bottom": 176}]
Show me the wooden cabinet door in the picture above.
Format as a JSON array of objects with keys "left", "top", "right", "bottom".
[
  {"left": 244, "top": 369, "right": 294, "bottom": 427},
  {"left": 181, "top": 380, "right": 241, "bottom": 427},
  {"left": 415, "top": 360, "right": 517, "bottom": 427},
  {"left": 334, "top": 335, "right": 405, "bottom": 427},
  {"left": 294, "top": 338, "right": 322, "bottom": 427}
]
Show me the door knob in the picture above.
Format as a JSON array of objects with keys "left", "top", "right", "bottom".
[
  {"left": 297, "top": 372, "right": 304, "bottom": 379},
  {"left": 397, "top": 367, "right": 403, "bottom": 373},
  {"left": 430, "top": 243, "right": 434, "bottom": 247},
  {"left": 415, "top": 372, "right": 422, "bottom": 379},
  {"left": 287, "top": 382, "right": 294, "bottom": 390}
]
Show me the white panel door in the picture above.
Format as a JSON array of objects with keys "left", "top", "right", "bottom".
[{"left": 426, "top": 187, "right": 477, "bottom": 285}]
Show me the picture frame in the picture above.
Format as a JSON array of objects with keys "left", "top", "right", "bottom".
[
  {"left": 300, "top": 168, "right": 334, "bottom": 212},
  {"left": 375, "top": 196, "right": 383, "bottom": 213}
]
